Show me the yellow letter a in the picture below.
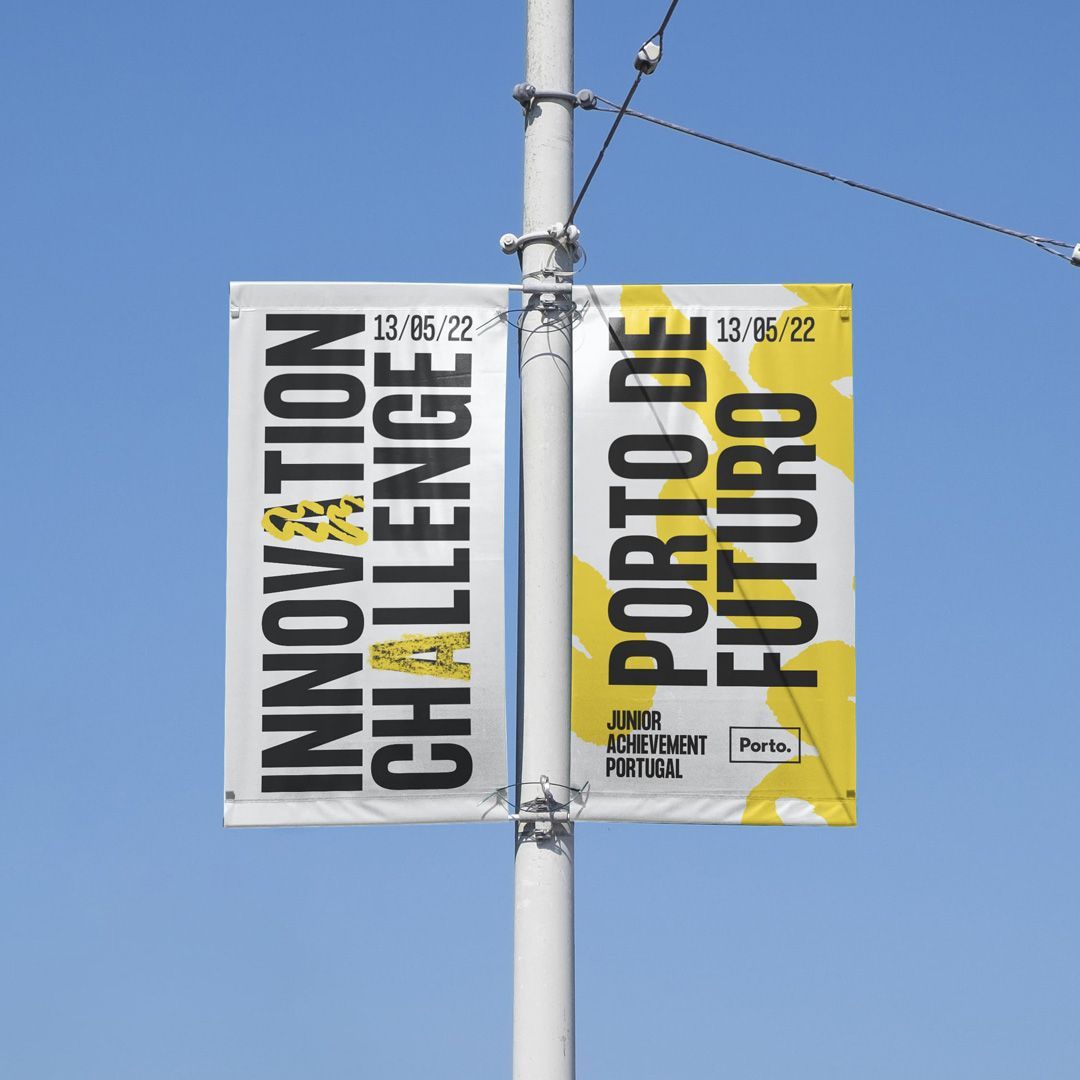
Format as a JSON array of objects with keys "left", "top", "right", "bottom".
[{"left": 369, "top": 632, "right": 471, "bottom": 681}]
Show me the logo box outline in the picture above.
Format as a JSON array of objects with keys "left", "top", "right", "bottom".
[{"left": 728, "top": 726, "right": 802, "bottom": 764}]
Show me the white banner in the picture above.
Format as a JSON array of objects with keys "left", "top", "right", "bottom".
[
  {"left": 570, "top": 285, "right": 856, "bottom": 826},
  {"left": 226, "top": 283, "right": 509, "bottom": 826}
]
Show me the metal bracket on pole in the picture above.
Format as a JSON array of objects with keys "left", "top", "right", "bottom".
[
  {"left": 516, "top": 778, "right": 571, "bottom": 826},
  {"left": 498, "top": 223, "right": 582, "bottom": 256},
  {"left": 487, "top": 779, "right": 589, "bottom": 824},
  {"left": 512, "top": 83, "right": 597, "bottom": 112},
  {"left": 521, "top": 280, "right": 573, "bottom": 296},
  {"left": 499, "top": 224, "right": 582, "bottom": 296}
]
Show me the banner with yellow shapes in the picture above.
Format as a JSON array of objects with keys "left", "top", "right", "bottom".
[
  {"left": 225, "top": 283, "right": 509, "bottom": 826},
  {"left": 569, "top": 285, "right": 855, "bottom": 825}
]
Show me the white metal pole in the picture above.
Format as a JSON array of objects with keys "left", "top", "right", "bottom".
[{"left": 512, "top": 1, "right": 575, "bottom": 1078}]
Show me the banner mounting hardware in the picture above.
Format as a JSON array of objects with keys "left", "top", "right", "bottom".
[{"left": 499, "top": 222, "right": 582, "bottom": 256}]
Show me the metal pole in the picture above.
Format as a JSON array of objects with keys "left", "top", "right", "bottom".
[{"left": 512, "top": 1, "right": 575, "bottom": 1078}]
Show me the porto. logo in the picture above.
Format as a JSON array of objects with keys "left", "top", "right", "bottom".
[{"left": 728, "top": 727, "right": 801, "bottom": 764}]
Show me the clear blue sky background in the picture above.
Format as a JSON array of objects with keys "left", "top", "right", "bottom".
[{"left": 4, "top": 2, "right": 1078, "bottom": 1077}]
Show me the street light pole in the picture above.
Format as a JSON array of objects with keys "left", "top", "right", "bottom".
[{"left": 511, "top": 1, "right": 576, "bottom": 1077}]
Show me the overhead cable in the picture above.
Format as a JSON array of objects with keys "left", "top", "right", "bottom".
[
  {"left": 565, "top": 0, "right": 681, "bottom": 229},
  {"left": 593, "top": 97, "right": 1078, "bottom": 264}
]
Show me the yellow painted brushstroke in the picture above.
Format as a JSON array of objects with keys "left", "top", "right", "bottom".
[
  {"left": 619, "top": 284, "right": 752, "bottom": 433},
  {"left": 620, "top": 286, "right": 799, "bottom": 625},
  {"left": 657, "top": 476, "right": 800, "bottom": 622},
  {"left": 749, "top": 284, "right": 853, "bottom": 480},
  {"left": 741, "top": 641, "right": 856, "bottom": 825},
  {"left": 605, "top": 286, "right": 855, "bottom": 826},
  {"left": 571, "top": 557, "right": 655, "bottom": 746},
  {"left": 369, "top": 632, "right": 471, "bottom": 681},
  {"left": 262, "top": 496, "right": 368, "bottom": 545}
]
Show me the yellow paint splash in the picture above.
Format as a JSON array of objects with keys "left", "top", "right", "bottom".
[
  {"left": 750, "top": 284, "right": 853, "bottom": 480},
  {"left": 618, "top": 284, "right": 754, "bottom": 437},
  {"left": 742, "top": 641, "right": 856, "bottom": 825},
  {"left": 570, "top": 285, "right": 855, "bottom": 824},
  {"left": 369, "top": 632, "right": 471, "bottom": 680},
  {"left": 622, "top": 285, "right": 800, "bottom": 628},
  {"left": 262, "top": 496, "right": 368, "bottom": 546},
  {"left": 571, "top": 557, "right": 655, "bottom": 746}
]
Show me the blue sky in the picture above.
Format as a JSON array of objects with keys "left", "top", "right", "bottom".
[{"left": 3, "top": 1, "right": 1078, "bottom": 1076}]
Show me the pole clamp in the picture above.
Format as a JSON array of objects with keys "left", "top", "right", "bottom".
[
  {"left": 512, "top": 83, "right": 597, "bottom": 112},
  {"left": 499, "top": 222, "right": 582, "bottom": 256},
  {"left": 485, "top": 778, "right": 590, "bottom": 822},
  {"left": 514, "top": 777, "right": 586, "bottom": 840}
]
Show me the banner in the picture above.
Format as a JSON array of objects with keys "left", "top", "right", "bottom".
[
  {"left": 570, "top": 285, "right": 855, "bottom": 825},
  {"left": 226, "top": 283, "right": 509, "bottom": 826}
]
